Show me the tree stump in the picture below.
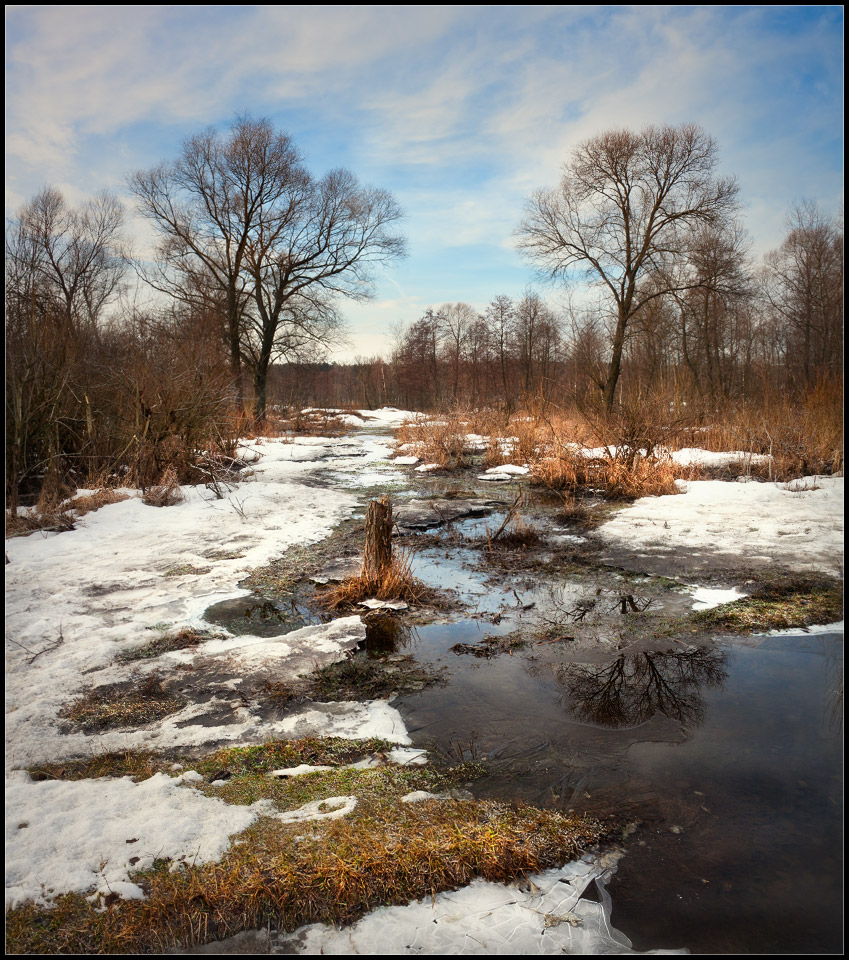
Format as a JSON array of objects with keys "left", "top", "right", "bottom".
[{"left": 363, "top": 496, "right": 393, "bottom": 582}]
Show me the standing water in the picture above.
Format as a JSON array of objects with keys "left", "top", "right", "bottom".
[{"left": 381, "top": 561, "right": 842, "bottom": 954}]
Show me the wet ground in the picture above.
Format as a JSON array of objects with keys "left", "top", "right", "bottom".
[{"left": 202, "top": 447, "right": 843, "bottom": 955}]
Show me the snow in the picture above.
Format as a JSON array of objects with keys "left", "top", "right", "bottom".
[
  {"left": 689, "top": 586, "right": 747, "bottom": 610},
  {"left": 669, "top": 447, "right": 772, "bottom": 469},
  {"left": 274, "top": 853, "right": 686, "bottom": 955},
  {"left": 5, "top": 429, "right": 843, "bottom": 944},
  {"left": 596, "top": 475, "right": 843, "bottom": 576},
  {"left": 4, "top": 430, "right": 414, "bottom": 913},
  {"left": 483, "top": 464, "right": 529, "bottom": 476},
  {"left": 5, "top": 769, "right": 261, "bottom": 910}
]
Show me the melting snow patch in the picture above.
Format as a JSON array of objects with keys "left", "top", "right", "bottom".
[
  {"left": 483, "top": 464, "right": 529, "bottom": 476},
  {"left": 359, "top": 598, "right": 409, "bottom": 611},
  {"left": 272, "top": 853, "right": 688, "bottom": 954},
  {"left": 689, "top": 586, "right": 747, "bottom": 610},
  {"left": 268, "top": 796, "right": 357, "bottom": 824},
  {"left": 268, "top": 765, "right": 334, "bottom": 778},
  {"left": 4, "top": 770, "right": 259, "bottom": 910}
]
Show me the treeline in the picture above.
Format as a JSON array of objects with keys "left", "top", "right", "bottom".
[
  {"left": 5, "top": 118, "right": 843, "bottom": 508},
  {"left": 271, "top": 202, "right": 843, "bottom": 413}
]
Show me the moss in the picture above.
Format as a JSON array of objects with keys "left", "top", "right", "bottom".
[{"left": 688, "top": 574, "right": 842, "bottom": 633}]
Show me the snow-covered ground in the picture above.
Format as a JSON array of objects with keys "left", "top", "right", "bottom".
[
  {"left": 595, "top": 475, "right": 843, "bottom": 577},
  {"left": 4, "top": 417, "right": 843, "bottom": 950}
]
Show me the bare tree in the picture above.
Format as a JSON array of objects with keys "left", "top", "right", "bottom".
[
  {"left": 517, "top": 123, "right": 739, "bottom": 409},
  {"left": 129, "top": 116, "right": 305, "bottom": 411},
  {"left": 243, "top": 168, "right": 406, "bottom": 419},
  {"left": 763, "top": 202, "right": 843, "bottom": 390},
  {"left": 6, "top": 188, "right": 126, "bottom": 505},
  {"left": 131, "top": 116, "right": 405, "bottom": 419},
  {"left": 483, "top": 295, "right": 516, "bottom": 409},
  {"left": 7, "top": 187, "right": 125, "bottom": 345}
]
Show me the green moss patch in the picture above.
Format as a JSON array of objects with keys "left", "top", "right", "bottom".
[{"left": 688, "top": 574, "right": 842, "bottom": 633}]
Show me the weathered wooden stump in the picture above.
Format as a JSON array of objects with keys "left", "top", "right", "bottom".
[{"left": 363, "top": 495, "right": 393, "bottom": 582}]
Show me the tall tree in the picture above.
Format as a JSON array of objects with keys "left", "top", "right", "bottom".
[
  {"left": 763, "top": 202, "right": 843, "bottom": 390},
  {"left": 517, "top": 123, "right": 739, "bottom": 409},
  {"left": 129, "top": 117, "right": 301, "bottom": 410},
  {"left": 130, "top": 116, "right": 406, "bottom": 419}
]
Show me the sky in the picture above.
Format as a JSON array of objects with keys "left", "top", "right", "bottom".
[{"left": 5, "top": 5, "right": 844, "bottom": 359}]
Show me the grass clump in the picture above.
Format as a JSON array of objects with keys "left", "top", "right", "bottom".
[
  {"left": 68, "top": 488, "right": 131, "bottom": 517},
  {"left": 58, "top": 673, "right": 186, "bottom": 732},
  {"left": 141, "top": 467, "right": 184, "bottom": 507},
  {"left": 5, "top": 790, "right": 609, "bottom": 954},
  {"left": 116, "top": 628, "right": 220, "bottom": 663},
  {"left": 450, "top": 634, "right": 530, "bottom": 658},
  {"left": 688, "top": 574, "right": 843, "bottom": 633},
  {"left": 27, "top": 749, "right": 164, "bottom": 783},
  {"left": 26, "top": 738, "right": 398, "bottom": 784},
  {"left": 317, "top": 549, "right": 435, "bottom": 610},
  {"left": 304, "top": 653, "right": 441, "bottom": 701}
]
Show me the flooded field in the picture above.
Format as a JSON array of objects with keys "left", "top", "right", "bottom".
[{"left": 195, "top": 437, "right": 843, "bottom": 955}]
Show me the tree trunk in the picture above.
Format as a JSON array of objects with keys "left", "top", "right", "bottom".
[
  {"left": 363, "top": 496, "right": 393, "bottom": 581},
  {"left": 603, "top": 308, "right": 630, "bottom": 411}
]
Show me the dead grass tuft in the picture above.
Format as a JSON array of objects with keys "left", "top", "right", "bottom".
[
  {"left": 597, "top": 453, "right": 682, "bottom": 500},
  {"left": 58, "top": 673, "right": 186, "bottom": 732},
  {"left": 115, "top": 628, "right": 220, "bottom": 663},
  {"left": 317, "top": 549, "right": 435, "bottom": 610},
  {"left": 5, "top": 505, "right": 76, "bottom": 537},
  {"left": 68, "top": 488, "right": 132, "bottom": 517},
  {"left": 142, "top": 467, "right": 184, "bottom": 507}
]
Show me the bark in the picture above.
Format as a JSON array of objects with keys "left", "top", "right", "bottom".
[{"left": 363, "top": 496, "right": 393, "bottom": 581}]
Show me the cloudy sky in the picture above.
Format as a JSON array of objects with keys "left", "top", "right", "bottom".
[{"left": 5, "top": 5, "right": 844, "bottom": 358}]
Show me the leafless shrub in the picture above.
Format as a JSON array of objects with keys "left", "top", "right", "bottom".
[{"left": 142, "top": 467, "right": 184, "bottom": 507}]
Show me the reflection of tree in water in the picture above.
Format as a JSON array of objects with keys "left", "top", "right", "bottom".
[{"left": 558, "top": 647, "right": 728, "bottom": 728}]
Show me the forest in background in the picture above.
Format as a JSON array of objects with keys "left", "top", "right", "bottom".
[{"left": 5, "top": 119, "right": 843, "bottom": 509}]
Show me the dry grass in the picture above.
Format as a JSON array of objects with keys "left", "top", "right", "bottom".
[
  {"left": 696, "top": 379, "right": 843, "bottom": 480},
  {"left": 5, "top": 779, "right": 609, "bottom": 954},
  {"left": 5, "top": 505, "right": 76, "bottom": 537},
  {"left": 5, "top": 487, "right": 132, "bottom": 539},
  {"left": 58, "top": 673, "right": 186, "bottom": 732},
  {"left": 68, "top": 487, "right": 132, "bottom": 516},
  {"left": 9, "top": 738, "right": 609, "bottom": 954},
  {"left": 142, "top": 467, "right": 184, "bottom": 507},
  {"left": 317, "top": 549, "right": 435, "bottom": 610},
  {"left": 115, "top": 628, "right": 220, "bottom": 663},
  {"left": 395, "top": 411, "right": 477, "bottom": 468}
]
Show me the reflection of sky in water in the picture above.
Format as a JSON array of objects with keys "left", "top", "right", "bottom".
[{"left": 396, "top": 627, "right": 843, "bottom": 955}]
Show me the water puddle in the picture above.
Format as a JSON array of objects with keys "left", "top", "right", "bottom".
[{"left": 392, "top": 618, "right": 843, "bottom": 954}]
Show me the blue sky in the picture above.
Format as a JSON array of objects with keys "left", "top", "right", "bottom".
[{"left": 5, "top": 5, "right": 844, "bottom": 359}]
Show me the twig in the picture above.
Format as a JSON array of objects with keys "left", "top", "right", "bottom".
[{"left": 8, "top": 627, "right": 65, "bottom": 664}]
